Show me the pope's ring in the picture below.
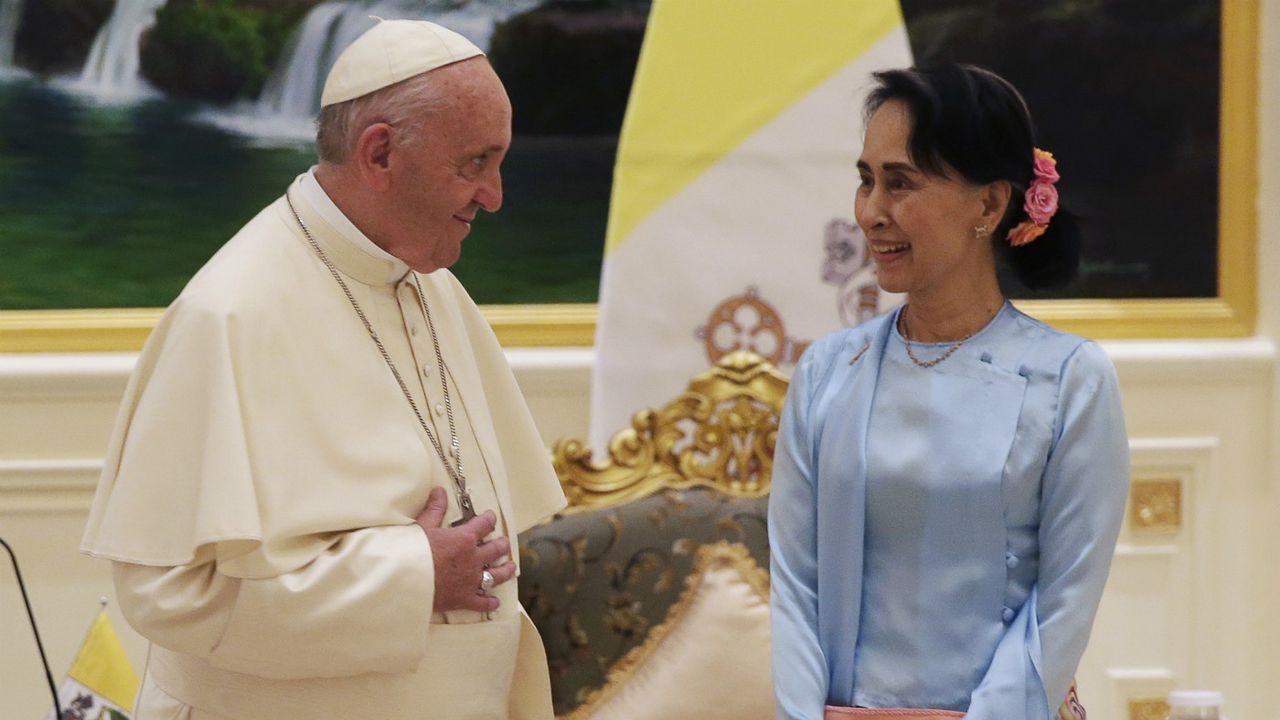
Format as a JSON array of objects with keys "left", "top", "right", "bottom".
[{"left": 480, "top": 568, "right": 495, "bottom": 593}]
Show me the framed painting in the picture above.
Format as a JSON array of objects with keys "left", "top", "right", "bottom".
[
  {"left": 0, "top": 0, "right": 1256, "bottom": 351},
  {"left": 952, "top": 0, "right": 1257, "bottom": 339}
]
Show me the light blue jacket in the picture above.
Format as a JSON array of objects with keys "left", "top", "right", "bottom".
[{"left": 769, "top": 305, "right": 1129, "bottom": 719}]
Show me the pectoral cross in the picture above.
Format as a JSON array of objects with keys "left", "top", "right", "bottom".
[{"left": 449, "top": 490, "right": 477, "bottom": 527}]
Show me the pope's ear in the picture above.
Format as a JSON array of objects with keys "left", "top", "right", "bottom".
[{"left": 353, "top": 122, "right": 395, "bottom": 192}]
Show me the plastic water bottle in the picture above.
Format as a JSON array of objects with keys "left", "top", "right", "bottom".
[{"left": 1168, "top": 690, "right": 1224, "bottom": 720}]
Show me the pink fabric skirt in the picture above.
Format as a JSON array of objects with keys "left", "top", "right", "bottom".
[
  {"left": 824, "top": 709, "right": 963, "bottom": 719},
  {"left": 824, "top": 679, "right": 1086, "bottom": 720}
]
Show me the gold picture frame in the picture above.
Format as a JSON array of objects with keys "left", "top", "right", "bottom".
[
  {"left": 0, "top": 1, "right": 1256, "bottom": 352},
  {"left": 1016, "top": 0, "right": 1258, "bottom": 340}
]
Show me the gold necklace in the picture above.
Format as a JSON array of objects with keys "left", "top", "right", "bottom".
[{"left": 899, "top": 309, "right": 973, "bottom": 369}]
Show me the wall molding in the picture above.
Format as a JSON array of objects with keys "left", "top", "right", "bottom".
[
  {"left": 0, "top": 353, "right": 135, "bottom": 400},
  {"left": 0, "top": 349, "right": 599, "bottom": 401},
  {"left": 1122, "top": 436, "right": 1221, "bottom": 693},
  {"left": 0, "top": 337, "right": 1275, "bottom": 399},
  {"left": 0, "top": 458, "right": 104, "bottom": 514},
  {"left": 1103, "top": 337, "right": 1276, "bottom": 385},
  {"left": 1105, "top": 667, "right": 1176, "bottom": 720}
]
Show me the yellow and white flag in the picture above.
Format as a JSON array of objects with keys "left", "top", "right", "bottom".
[
  {"left": 45, "top": 610, "right": 139, "bottom": 720},
  {"left": 590, "top": 0, "right": 912, "bottom": 446}
]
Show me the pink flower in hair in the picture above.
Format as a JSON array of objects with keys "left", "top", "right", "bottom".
[
  {"left": 1023, "top": 180, "right": 1059, "bottom": 226},
  {"left": 1006, "top": 147, "right": 1061, "bottom": 248},
  {"left": 1033, "top": 148, "right": 1060, "bottom": 183}
]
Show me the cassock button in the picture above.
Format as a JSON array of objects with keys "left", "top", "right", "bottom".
[
  {"left": 422, "top": 364, "right": 432, "bottom": 376},
  {"left": 411, "top": 326, "right": 420, "bottom": 337},
  {"left": 1001, "top": 606, "right": 1016, "bottom": 623},
  {"left": 435, "top": 403, "right": 446, "bottom": 417},
  {"left": 1005, "top": 552, "right": 1019, "bottom": 569}
]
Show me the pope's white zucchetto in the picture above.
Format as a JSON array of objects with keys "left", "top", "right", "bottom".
[{"left": 320, "top": 18, "right": 484, "bottom": 108}]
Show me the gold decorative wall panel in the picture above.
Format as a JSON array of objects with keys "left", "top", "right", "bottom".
[
  {"left": 1130, "top": 478, "right": 1182, "bottom": 533},
  {"left": 1129, "top": 697, "right": 1170, "bottom": 720}
]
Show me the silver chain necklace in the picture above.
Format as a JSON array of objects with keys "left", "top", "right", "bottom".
[{"left": 286, "top": 195, "right": 476, "bottom": 523}]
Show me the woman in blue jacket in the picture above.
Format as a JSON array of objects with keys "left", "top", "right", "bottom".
[{"left": 769, "top": 65, "right": 1128, "bottom": 720}]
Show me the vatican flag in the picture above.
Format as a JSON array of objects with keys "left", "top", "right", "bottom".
[
  {"left": 45, "top": 610, "right": 138, "bottom": 720},
  {"left": 589, "top": 0, "right": 912, "bottom": 447}
]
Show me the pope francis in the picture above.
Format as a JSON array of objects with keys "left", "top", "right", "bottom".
[{"left": 80, "top": 19, "right": 566, "bottom": 720}]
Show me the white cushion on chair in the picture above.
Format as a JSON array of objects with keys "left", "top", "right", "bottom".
[{"left": 571, "top": 542, "right": 775, "bottom": 720}]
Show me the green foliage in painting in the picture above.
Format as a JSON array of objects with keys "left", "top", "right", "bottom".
[{"left": 140, "top": 0, "right": 319, "bottom": 102}]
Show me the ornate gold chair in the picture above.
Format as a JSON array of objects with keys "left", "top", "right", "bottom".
[{"left": 517, "top": 351, "right": 787, "bottom": 720}]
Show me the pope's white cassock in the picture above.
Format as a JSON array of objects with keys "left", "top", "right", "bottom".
[{"left": 81, "top": 169, "right": 566, "bottom": 719}]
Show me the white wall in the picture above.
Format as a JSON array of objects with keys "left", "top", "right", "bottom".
[{"left": 3, "top": 8, "right": 1279, "bottom": 718}]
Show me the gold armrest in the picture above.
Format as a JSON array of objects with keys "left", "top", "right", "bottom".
[{"left": 552, "top": 351, "right": 789, "bottom": 513}]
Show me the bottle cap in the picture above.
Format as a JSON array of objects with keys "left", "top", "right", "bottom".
[{"left": 1169, "top": 690, "right": 1224, "bottom": 707}]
